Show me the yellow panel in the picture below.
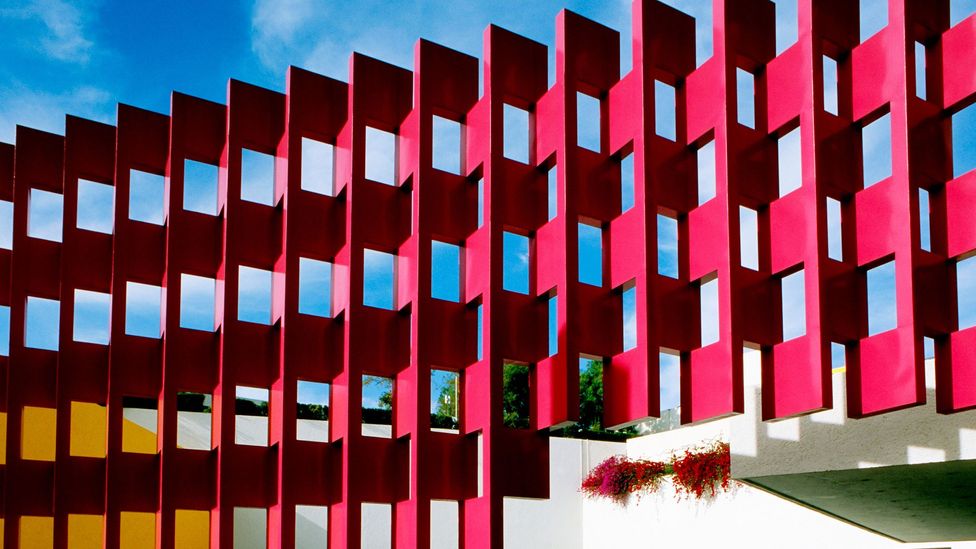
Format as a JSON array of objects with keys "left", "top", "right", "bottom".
[
  {"left": 119, "top": 512, "right": 155, "bottom": 549},
  {"left": 67, "top": 514, "right": 102, "bottom": 549},
  {"left": 70, "top": 402, "right": 106, "bottom": 458},
  {"left": 122, "top": 415, "right": 157, "bottom": 454},
  {"left": 175, "top": 509, "right": 209, "bottom": 549},
  {"left": 21, "top": 407, "right": 56, "bottom": 462},
  {"left": 20, "top": 516, "right": 53, "bottom": 549}
]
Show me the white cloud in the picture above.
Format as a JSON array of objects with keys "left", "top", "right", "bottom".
[
  {"left": 36, "top": 0, "right": 94, "bottom": 63},
  {"left": 250, "top": 0, "right": 318, "bottom": 70},
  {"left": 0, "top": 83, "right": 113, "bottom": 143},
  {"left": 1, "top": 0, "right": 97, "bottom": 64}
]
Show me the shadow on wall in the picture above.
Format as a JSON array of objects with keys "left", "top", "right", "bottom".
[{"left": 730, "top": 357, "right": 976, "bottom": 478}]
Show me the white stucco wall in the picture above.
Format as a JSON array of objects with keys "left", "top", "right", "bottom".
[{"left": 579, "top": 351, "right": 976, "bottom": 549}]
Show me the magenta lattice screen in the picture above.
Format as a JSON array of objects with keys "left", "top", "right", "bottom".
[{"left": 1, "top": 0, "right": 975, "bottom": 547}]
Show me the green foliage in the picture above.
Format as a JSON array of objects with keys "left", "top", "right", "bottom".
[
  {"left": 503, "top": 363, "right": 530, "bottom": 429},
  {"left": 363, "top": 375, "right": 393, "bottom": 411},
  {"left": 297, "top": 403, "right": 329, "bottom": 421},
  {"left": 552, "top": 359, "right": 636, "bottom": 441},
  {"left": 235, "top": 398, "right": 269, "bottom": 417}
]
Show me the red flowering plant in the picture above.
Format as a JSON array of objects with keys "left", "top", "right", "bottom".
[
  {"left": 581, "top": 440, "right": 732, "bottom": 503},
  {"left": 670, "top": 440, "right": 731, "bottom": 500},
  {"left": 581, "top": 455, "right": 668, "bottom": 502}
]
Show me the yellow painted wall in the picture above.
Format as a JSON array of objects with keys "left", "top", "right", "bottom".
[{"left": 11, "top": 407, "right": 210, "bottom": 547}]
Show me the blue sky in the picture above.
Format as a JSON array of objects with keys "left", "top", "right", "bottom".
[{"left": 3, "top": 0, "right": 976, "bottom": 412}]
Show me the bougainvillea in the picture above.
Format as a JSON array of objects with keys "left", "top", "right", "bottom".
[
  {"left": 581, "top": 455, "right": 668, "bottom": 501},
  {"left": 670, "top": 441, "right": 731, "bottom": 499},
  {"left": 581, "top": 440, "right": 731, "bottom": 503}
]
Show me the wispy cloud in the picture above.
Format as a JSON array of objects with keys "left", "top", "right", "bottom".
[
  {"left": 1, "top": 0, "right": 97, "bottom": 64},
  {"left": 0, "top": 82, "right": 113, "bottom": 143}
]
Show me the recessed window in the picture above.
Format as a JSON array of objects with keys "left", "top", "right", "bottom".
[
  {"left": 827, "top": 197, "right": 843, "bottom": 261},
  {"left": 241, "top": 148, "right": 275, "bottom": 206},
  {"left": 778, "top": 126, "right": 802, "bottom": 196},
  {"left": 621, "top": 152, "right": 635, "bottom": 213},
  {"left": 736, "top": 68, "right": 756, "bottom": 129},
  {"left": 432, "top": 241, "right": 461, "bottom": 303},
  {"left": 860, "top": 0, "right": 888, "bottom": 42},
  {"left": 547, "top": 292, "right": 558, "bottom": 357},
  {"left": 502, "top": 362, "right": 530, "bottom": 429},
  {"left": 176, "top": 392, "right": 212, "bottom": 450},
  {"left": 301, "top": 138, "right": 334, "bottom": 196},
  {"left": 918, "top": 187, "right": 931, "bottom": 252},
  {"left": 28, "top": 188, "right": 63, "bottom": 242},
  {"left": 73, "top": 289, "right": 110, "bottom": 345},
  {"left": 129, "top": 169, "right": 165, "bottom": 225},
  {"left": 862, "top": 112, "right": 892, "bottom": 188},
  {"left": 867, "top": 260, "right": 897, "bottom": 335},
  {"left": 622, "top": 282, "right": 637, "bottom": 352},
  {"left": 362, "top": 375, "right": 393, "bottom": 438},
  {"left": 26, "top": 296, "right": 59, "bottom": 351},
  {"left": 781, "top": 268, "right": 806, "bottom": 341},
  {"left": 476, "top": 302, "right": 483, "bottom": 361},
  {"left": 822, "top": 55, "right": 839, "bottom": 115},
  {"left": 121, "top": 396, "right": 158, "bottom": 454},
  {"left": 363, "top": 249, "right": 395, "bottom": 310},
  {"left": 430, "top": 369, "right": 459, "bottom": 432},
  {"left": 699, "top": 273, "right": 719, "bottom": 347},
  {"left": 297, "top": 380, "right": 329, "bottom": 443},
  {"left": 69, "top": 401, "right": 106, "bottom": 458},
  {"left": 183, "top": 159, "right": 218, "bottom": 216},
  {"left": 953, "top": 102, "right": 976, "bottom": 178},
  {"left": 180, "top": 274, "right": 216, "bottom": 331},
  {"left": 659, "top": 349, "right": 681, "bottom": 411},
  {"left": 235, "top": 386, "right": 269, "bottom": 447},
  {"left": 547, "top": 165, "right": 557, "bottom": 221},
  {"left": 433, "top": 116, "right": 462, "bottom": 175},
  {"left": 831, "top": 342, "right": 846, "bottom": 370},
  {"left": 239, "top": 266, "right": 273, "bottom": 325},
  {"left": 957, "top": 254, "right": 976, "bottom": 330},
  {"left": 577, "top": 92, "right": 601, "bottom": 152},
  {"left": 0, "top": 199, "right": 12, "bottom": 249},
  {"left": 298, "top": 258, "right": 332, "bottom": 318},
  {"left": 503, "top": 104, "right": 530, "bottom": 164},
  {"left": 697, "top": 139, "right": 716, "bottom": 205},
  {"left": 77, "top": 179, "right": 114, "bottom": 234},
  {"left": 125, "top": 282, "right": 162, "bottom": 338},
  {"left": 296, "top": 506, "right": 328, "bottom": 548},
  {"left": 233, "top": 508, "right": 267, "bottom": 549},
  {"left": 365, "top": 126, "right": 396, "bottom": 185},
  {"left": 914, "top": 41, "right": 927, "bottom": 101},
  {"left": 502, "top": 231, "right": 530, "bottom": 294},
  {"left": 773, "top": 0, "right": 799, "bottom": 54},
  {"left": 22, "top": 405, "right": 56, "bottom": 461},
  {"left": 654, "top": 81, "right": 676, "bottom": 141},
  {"left": 476, "top": 177, "right": 485, "bottom": 228},
  {"left": 739, "top": 206, "right": 759, "bottom": 270},
  {"left": 0, "top": 305, "right": 10, "bottom": 356},
  {"left": 657, "top": 214, "right": 679, "bottom": 279},
  {"left": 579, "top": 356, "right": 603, "bottom": 430},
  {"left": 578, "top": 221, "right": 602, "bottom": 287}
]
